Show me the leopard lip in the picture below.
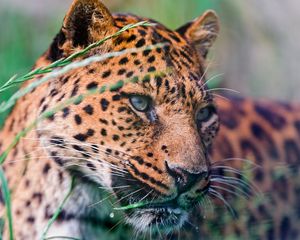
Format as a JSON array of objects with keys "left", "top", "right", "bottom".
[
  {"left": 153, "top": 207, "right": 183, "bottom": 216},
  {"left": 139, "top": 182, "right": 211, "bottom": 211},
  {"left": 117, "top": 181, "right": 211, "bottom": 212}
]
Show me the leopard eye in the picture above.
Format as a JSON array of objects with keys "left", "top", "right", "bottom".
[
  {"left": 129, "top": 95, "right": 151, "bottom": 112},
  {"left": 196, "top": 106, "right": 216, "bottom": 123}
]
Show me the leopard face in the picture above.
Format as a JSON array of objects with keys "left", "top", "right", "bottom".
[{"left": 37, "top": 0, "right": 220, "bottom": 232}]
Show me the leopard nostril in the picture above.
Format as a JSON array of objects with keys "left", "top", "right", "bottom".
[{"left": 165, "top": 161, "right": 208, "bottom": 194}]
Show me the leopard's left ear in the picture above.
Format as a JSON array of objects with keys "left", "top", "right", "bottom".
[
  {"left": 62, "top": 0, "right": 116, "bottom": 48},
  {"left": 177, "top": 11, "right": 219, "bottom": 58}
]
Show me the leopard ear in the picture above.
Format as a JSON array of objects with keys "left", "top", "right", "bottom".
[
  {"left": 177, "top": 11, "right": 219, "bottom": 58},
  {"left": 62, "top": 0, "right": 115, "bottom": 48}
]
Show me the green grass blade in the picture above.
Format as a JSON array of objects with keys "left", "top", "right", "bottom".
[
  {"left": 44, "top": 237, "right": 81, "bottom": 240},
  {"left": 40, "top": 178, "right": 75, "bottom": 240},
  {"left": 0, "top": 217, "right": 4, "bottom": 239},
  {"left": 113, "top": 201, "right": 150, "bottom": 211},
  {"left": 0, "top": 167, "right": 13, "bottom": 240}
]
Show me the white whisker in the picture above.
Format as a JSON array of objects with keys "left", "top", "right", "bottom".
[{"left": 208, "top": 188, "right": 236, "bottom": 217}]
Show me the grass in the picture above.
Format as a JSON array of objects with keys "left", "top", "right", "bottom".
[
  {"left": 41, "top": 178, "right": 76, "bottom": 239},
  {"left": 0, "top": 168, "right": 13, "bottom": 239},
  {"left": 0, "top": 8, "right": 63, "bottom": 128}
]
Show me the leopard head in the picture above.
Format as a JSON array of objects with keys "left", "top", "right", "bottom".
[{"left": 37, "top": 0, "right": 220, "bottom": 232}]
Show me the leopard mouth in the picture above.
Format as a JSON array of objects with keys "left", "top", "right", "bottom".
[
  {"left": 125, "top": 184, "right": 211, "bottom": 232},
  {"left": 112, "top": 175, "right": 211, "bottom": 232}
]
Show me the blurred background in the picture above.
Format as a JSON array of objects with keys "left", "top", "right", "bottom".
[{"left": 1, "top": 0, "right": 300, "bottom": 126}]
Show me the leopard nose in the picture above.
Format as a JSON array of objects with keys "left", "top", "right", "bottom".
[{"left": 165, "top": 162, "right": 208, "bottom": 194}]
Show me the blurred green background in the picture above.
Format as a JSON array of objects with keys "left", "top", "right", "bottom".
[{"left": 1, "top": 0, "right": 300, "bottom": 127}]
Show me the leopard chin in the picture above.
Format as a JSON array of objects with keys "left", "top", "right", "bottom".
[
  {"left": 109, "top": 172, "right": 211, "bottom": 233},
  {"left": 126, "top": 207, "right": 188, "bottom": 233}
]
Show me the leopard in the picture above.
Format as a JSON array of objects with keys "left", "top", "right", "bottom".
[{"left": 0, "top": 0, "right": 300, "bottom": 239}]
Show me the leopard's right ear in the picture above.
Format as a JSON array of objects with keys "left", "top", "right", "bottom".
[
  {"left": 47, "top": 0, "right": 116, "bottom": 60},
  {"left": 177, "top": 11, "right": 219, "bottom": 59}
]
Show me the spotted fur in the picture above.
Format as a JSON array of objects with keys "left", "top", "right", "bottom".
[{"left": 0, "top": 1, "right": 299, "bottom": 239}]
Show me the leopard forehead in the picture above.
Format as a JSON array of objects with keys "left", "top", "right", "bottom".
[{"left": 48, "top": 14, "right": 209, "bottom": 94}]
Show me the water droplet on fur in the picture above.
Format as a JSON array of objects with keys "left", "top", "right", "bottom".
[{"left": 110, "top": 212, "right": 115, "bottom": 218}]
